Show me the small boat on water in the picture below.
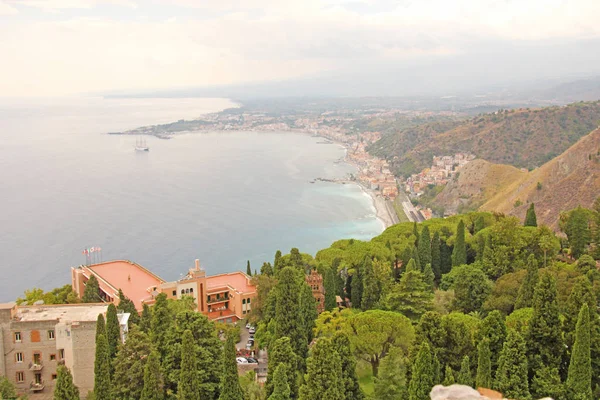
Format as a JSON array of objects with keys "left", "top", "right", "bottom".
[{"left": 135, "top": 137, "right": 149, "bottom": 152}]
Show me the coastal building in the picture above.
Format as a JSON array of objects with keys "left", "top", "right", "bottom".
[
  {"left": 0, "top": 303, "right": 128, "bottom": 399},
  {"left": 71, "top": 259, "right": 256, "bottom": 323},
  {"left": 305, "top": 269, "right": 325, "bottom": 313}
]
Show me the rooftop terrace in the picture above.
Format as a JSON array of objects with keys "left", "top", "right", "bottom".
[{"left": 14, "top": 304, "right": 108, "bottom": 323}]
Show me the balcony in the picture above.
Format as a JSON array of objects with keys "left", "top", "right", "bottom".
[
  {"left": 207, "top": 295, "right": 229, "bottom": 304},
  {"left": 30, "top": 381, "right": 45, "bottom": 392},
  {"left": 29, "top": 361, "right": 43, "bottom": 371}
]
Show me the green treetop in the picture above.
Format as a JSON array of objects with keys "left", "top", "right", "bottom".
[
  {"left": 474, "top": 215, "right": 486, "bottom": 233},
  {"left": 351, "top": 264, "right": 363, "bottom": 309},
  {"left": 219, "top": 335, "right": 244, "bottom": 400},
  {"left": 141, "top": 350, "right": 164, "bottom": 400},
  {"left": 274, "top": 250, "right": 282, "bottom": 274},
  {"left": 268, "top": 364, "right": 291, "bottom": 400},
  {"left": 323, "top": 267, "right": 337, "bottom": 311},
  {"left": 53, "top": 365, "right": 80, "bottom": 400},
  {"left": 431, "top": 231, "right": 442, "bottom": 283},
  {"left": 361, "top": 256, "right": 381, "bottom": 310},
  {"left": 247, "top": 260, "right": 252, "bottom": 276},
  {"left": 423, "top": 263, "right": 435, "bottom": 290},
  {"left": 299, "top": 281, "right": 318, "bottom": 345},
  {"left": 495, "top": 330, "right": 530, "bottom": 400},
  {"left": 514, "top": 254, "right": 539, "bottom": 309},
  {"left": 443, "top": 366, "right": 455, "bottom": 386},
  {"left": 178, "top": 330, "right": 200, "bottom": 400},
  {"left": 150, "top": 293, "right": 172, "bottom": 361},
  {"left": 82, "top": 275, "right": 101, "bottom": 303},
  {"left": 374, "top": 347, "right": 407, "bottom": 400},
  {"left": 93, "top": 334, "right": 112, "bottom": 400},
  {"left": 524, "top": 203, "right": 538, "bottom": 227},
  {"left": 332, "top": 331, "right": 363, "bottom": 400},
  {"left": 289, "top": 248, "right": 303, "bottom": 269},
  {"left": 140, "top": 302, "right": 152, "bottom": 333},
  {"left": 299, "top": 337, "right": 344, "bottom": 400},
  {"left": 95, "top": 313, "right": 106, "bottom": 345},
  {"left": 105, "top": 303, "right": 120, "bottom": 364},
  {"left": 112, "top": 326, "right": 152, "bottom": 400},
  {"left": 476, "top": 338, "right": 492, "bottom": 389},
  {"left": 566, "top": 206, "right": 591, "bottom": 259},
  {"left": 452, "top": 220, "right": 467, "bottom": 267},
  {"left": 408, "top": 342, "right": 435, "bottom": 400},
  {"left": 457, "top": 355, "right": 473, "bottom": 387},
  {"left": 118, "top": 288, "right": 140, "bottom": 326},
  {"left": 476, "top": 310, "right": 506, "bottom": 370},
  {"left": 418, "top": 226, "right": 432, "bottom": 271},
  {"left": 566, "top": 304, "right": 592, "bottom": 400},
  {"left": 384, "top": 269, "right": 433, "bottom": 321},
  {"left": 266, "top": 337, "right": 297, "bottom": 398}
]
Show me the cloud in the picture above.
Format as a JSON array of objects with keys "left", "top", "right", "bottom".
[
  {"left": 8, "top": 0, "right": 137, "bottom": 10},
  {"left": 0, "top": 1, "right": 18, "bottom": 14}
]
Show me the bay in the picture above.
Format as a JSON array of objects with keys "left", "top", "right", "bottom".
[{"left": 0, "top": 97, "right": 383, "bottom": 301}]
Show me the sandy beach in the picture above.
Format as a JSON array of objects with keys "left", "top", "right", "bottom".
[{"left": 359, "top": 185, "right": 399, "bottom": 229}]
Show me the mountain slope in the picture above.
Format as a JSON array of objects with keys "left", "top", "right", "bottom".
[
  {"left": 434, "top": 127, "right": 600, "bottom": 227},
  {"left": 369, "top": 101, "right": 600, "bottom": 177}
]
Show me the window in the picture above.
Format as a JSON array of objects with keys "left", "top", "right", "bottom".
[
  {"left": 52, "top": 374, "right": 58, "bottom": 380},
  {"left": 59, "top": 349, "right": 65, "bottom": 359},
  {"left": 16, "top": 372, "right": 24, "bottom": 383},
  {"left": 50, "top": 354, "right": 56, "bottom": 361},
  {"left": 247, "top": 298, "right": 251, "bottom": 304},
  {"left": 14, "top": 332, "right": 21, "bottom": 342},
  {"left": 185, "top": 288, "right": 189, "bottom": 294},
  {"left": 189, "top": 288, "right": 193, "bottom": 293},
  {"left": 172, "top": 290, "right": 176, "bottom": 296},
  {"left": 48, "top": 330, "right": 55, "bottom": 340},
  {"left": 243, "top": 310, "right": 247, "bottom": 314},
  {"left": 15, "top": 352, "right": 23, "bottom": 363},
  {"left": 181, "top": 289, "right": 185, "bottom": 295},
  {"left": 242, "top": 299, "right": 246, "bottom": 305}
]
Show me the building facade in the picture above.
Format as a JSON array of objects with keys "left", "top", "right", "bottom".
[
  {"left": 305, "top": 269, "right": 325, "bottom": 313},
  {"left": 0, "top": 303, "right": 127, "bottom": 399},
  {"left": 72, "top": 259, "right": 256, "bottom": 323}
]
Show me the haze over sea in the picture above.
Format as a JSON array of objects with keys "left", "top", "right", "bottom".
[{"left": 0, "top": 97, "right": 383, "bottom": 301}]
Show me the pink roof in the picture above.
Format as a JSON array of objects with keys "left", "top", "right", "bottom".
[
  {"left": 206, "top": 272, "right": 255, "bottom": 294},
  {"left": 88, "top": 261, "right": 164, "bottom": 311}
]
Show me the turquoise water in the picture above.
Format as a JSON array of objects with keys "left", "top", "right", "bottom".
[{"left": 0, "top": 97, "right": 383, "bottom": 300}]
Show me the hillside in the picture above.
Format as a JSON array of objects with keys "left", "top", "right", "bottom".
[
  {"left": 368, "top": 101, "right": 600, "bottom": 177},
  {"left": 434, "top": 127, "right": 600, "bottom": 227}
]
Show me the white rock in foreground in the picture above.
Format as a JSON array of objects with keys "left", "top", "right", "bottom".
[{"left": 430, "top": 384, "right": 554, "bottom": 400}]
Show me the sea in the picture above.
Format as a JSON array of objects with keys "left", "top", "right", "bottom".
[{"left": 0, "top": 97, "right": 383, "bottom": 301}]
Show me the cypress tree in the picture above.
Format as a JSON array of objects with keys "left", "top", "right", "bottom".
[
  {"left": 141, "top": 351, "right": 164, "bottom": 400},
  {"left": 443, "top": 366, "right": 455, "bottom": 386},
  {"left": 411, "top": 246, "right": 421, "bottom": 271},
  {"left": 273, "top": 268, "right": 306, "bottom": 360},
  {"left": 566, "top": 207, "right": 591, "bottom": 259},
  {"left": 405, "top": 258, "right": 418, "bottom": 273},
  {"left": 524, "top": 203, "right": 538, "bottom": 227},
  {"left": 246, "top": 260, "right": 252, "bottom": 276},
  {"left": 423, "top": 263, "right": 434, "bottom": 290},
  {"left": 413, "top": 222, "right": 420, "bottom": 247},
  {"left": 384, "top": 269, "right": 433, "bottom": 321},
  {"left": 351, "top": 264, "right": 363, "bottom": 309},
  {"left": 408, "top": 342, "right": 435, "bottom": 400},
  {"left": 219, "top": 335, "right": 244, "bottom": 400},
  {"left": 566, "top": 304, "right": 592, "bottom": 400},
  {"left": 106, "top": 303, "right": 120, "bottom": 362},
  {"left": 54, "top": 365, "right": 80, "bottom": 400},
  {"left": 266, "top": 337, "right": 297, "bottom": 398},
  {"left": 431, "top": 231, "right": 442, "bottom": 283},
  {"left": 452, "top": 220, "right": 467, "bottom": 267},
  {"left": 418, "top": 226, "right": 432, "bottom": 270},
  {"left": 112, "top": 327, "right": 152, "bottom": 400},
  {"left": 178, "top": 330, "right": 200, "bottom": 400},
  {"left": 332, "top": 332, "right": 363, "bottom": 400},
  {"left": 374, "top": 348, "right": 407, "bottom": 400},
  {"left": 495, "top": 330, "right": 530, "bottom": 400},
  {"left": 274, "top": 250, "right": 282, "bottom": 274},
  {"left": 361, "top": 256, "right": 380, "bottom": 310},
  {"left": 140, "top": 303, "right": 152, "bottom": 333},
  {"left": 515, "top": 254, "right": 539, "bottom": 309},
  {"left": 299, "top": 338, "right": 344, "bottom": 400},
  {"left": 151, "top": 293, "right": 172, "bottom": 361},
  {"left": 457, "top": 355, "right": 473, "bottom": 387},
  {"left": 476, "top": 339, "right": 492, "bottom": 389},
  {"left": 324, "top": 267, "right": 337, "bottom": 311},
  {"left": 474, "top": 215, "right": 485, "bottom": 233},
  {"left": 95, "top": 313, "right": 106, "bottom": 344},
  {"left": 268, "top": 364, "right": 291, "bottom": 400},
  {"left": 82, "top": 275, "right": 101, "bottom": 303},
  {"left": 93, "top": 334, "right": 111, "bottom": 400},
  {"left": 440, "top": 239, "right": 453, "bottom": 274},
  {"left": 289, "top": 248, "right": 303, "bottom": 269},
  {"left": 527, "top": 272, "right": 563, "bottom": 374},
  {"left": 531, "top": 366, "right": 563, "bottom": 400},
  {"left": 299, "top": 281, "right": 318, "bottom": 345},
  {"left": 477, "top": 310, "right": 506, "bottom": 370},
  {"left": 261, "top": 262, "right": 274, "bottom": 276}
]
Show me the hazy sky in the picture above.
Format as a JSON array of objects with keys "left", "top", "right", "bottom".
[{"left": 1, "top": 0, "right": 600, "bottom": 97}]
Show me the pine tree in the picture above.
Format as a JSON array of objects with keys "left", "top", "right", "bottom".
[
  {"left": 95, "top": 313, "right": 106, "bottom": 344},
  {"left": 140, "top": 303, "right": 152, "bottom": 333},
  {"left": 440, "top": 239, "right": 453, "bottom": 275},
  {"left": 524, "top": 203, "right": 538, "bottom": 227},
  {"left": 105, "top": 303, "right": 120, "bottom": 363},
  {"left": 299, "top": 281, "right": 318, "bottom": 346},
  {"left": 515, "top": 254, "right": 539, "bottom": 309},
  {"left": 431, "top": 231, "right": 442, "bottom": 283},
  {"left": 418, "top": 226, "right": 432, "bottom": 270},
  {"left": 443, "top": 366, "right": 455, "bottom": 386},
  {"left": 151, "top": 293, "right": 172, "bottom": 361},
  {"left": 405, "top": 258, "right": 418, "bottom": 272},
  {"left": 290, "top": 248, "right": 303, "bottom": 269},
  {"left": 495, "top": 330, "right": 530, "bottom": 400},
  {"left": 219, "top": 335, "right": 244, "bottom": 400},
  {"left": 457, "top": 355, "right": 473, "bottom": 387},
  {"left": 474, "top": 215, "right": 485, "bottom": 233},
  {"left": 566, "top": 206, "right": 591, "bottom": 259},
  {"left": 566, "top": 304, "right": 592, "bottom": 400},
  {"left": 411, "top": 246, "right": 421, "bottom": 271},
  {"left": 477, "top": 310, "right": 506, "bottom": 370},
  {"left": 178, "top": 330, "right": 200, "bottom": 400},
  {"left": 54, "top": 365, "right": 80, "bottom": 400},
  {"left": 324, "top": 267, "right": 337, "bottom": 311},
  {"left": 268, "top": 364, "right": 291, "bottom": 400},
  {"left": 531, "top": 366, "right": 563, "bottom": 400},
  {"left": 266, "top": 337, "right": 297, "bottom": 398},
  {"left": 332, "top": 332, "right": 363, "bottom": 400},
  {"left": 374, "top": 347, "right": 407, "bottom": 400},
  {"left": 408, "top": 342, "right": 435, "bottom": 400},
  {"left": 247, "top": 260, "right": 252, "bottom": 276},
  {"left": 476, "top": 339, "right": 491, "bottom": 389},
  {"left": 423, "top": 263, "right": 434, "bottom": 290},
  {"left": 261, "top": 262, "right": 274, "bottom": 276},
  {"left": 117, "top": 288, "right": 139, "bottom": 326},
  {"left": 82, "top": 275, "right": 101, "bottom": 302},
  {"left": 384, "top": 270, "right": 433, "bottom": 321},
  {"left": 361, "top": 256, "right": 380, "bottom": 310},
  {"left": 274, "top": 250, "right": 282, "bottom": 274},
  {"left": 141, "top": 351, "right": 164, "bottom": 400},
  {"left": 527, "top": 272, "right": 563, "bottom": 374},
  {"left": 351, "top": 264, "right": 363, "bottom": 309},
  {"left": 413, "top": 222, "right": 420, "bottom": 247},
  {"left": 112, "top": 326, "right": 152, "bottom": 400},
  {"left": 299, "top": 338, "right": 344, "bottom": 400},
  {"left": 452, "top": 220, "right": 467, "bottom": 267},
  {"left": 93, "top": 334, "right": 111, "bottom": 400}
]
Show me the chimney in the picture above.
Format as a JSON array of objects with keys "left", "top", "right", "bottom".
[{"left": 195, "top": 259, "right": 200, "bottom": 270}]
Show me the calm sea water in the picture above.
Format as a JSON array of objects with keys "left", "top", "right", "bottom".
[{"left": 0, "top": 97, "right": 383, "bottom": 301}]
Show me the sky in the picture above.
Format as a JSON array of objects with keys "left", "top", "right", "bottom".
[{"left": 1, "top": 0, "right": 600, "bottom": 97}]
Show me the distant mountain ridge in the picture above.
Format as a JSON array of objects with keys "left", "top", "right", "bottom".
[{"left": 369, "top": 101, "right": 600, "bottom": 177}]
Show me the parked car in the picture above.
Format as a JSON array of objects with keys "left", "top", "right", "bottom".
[
  {"left": 245, "top": 323, "right": 252, "bottom": 329},
  {"left": 249, "top": 327, "right": 256, "bottom": 334},
  {"left": 245, "top": 342, "right": 253, "bottom": 350},
  {"left": 236, "top": 357, "right": 248, "bottom": 364},
  {"left": 246, "top": 357, "right": 258, "bottom": 364}
]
